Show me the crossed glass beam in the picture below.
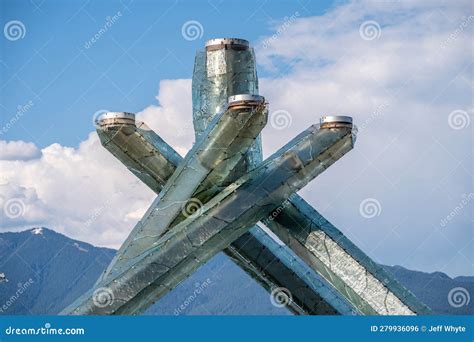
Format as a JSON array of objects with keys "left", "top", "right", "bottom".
[{"left": 61, "top": 38, "right": 430, "bottom": 316}]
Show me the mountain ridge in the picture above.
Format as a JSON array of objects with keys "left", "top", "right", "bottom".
[{"left": 0, "top": 227, "right": 472, "bottom": 315}]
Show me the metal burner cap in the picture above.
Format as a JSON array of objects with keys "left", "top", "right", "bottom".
[
  {"left": 205, "top": 38, "right": 249, "bottom": 51},
  {"left": 228, "top": 94, "right": 265, "bottom": 107},
  {"left": 320, "top": 115, "right": 353, "bottom": 129},
  {"left": 95, "top": 112, "right": 136, "bottom": 127}
]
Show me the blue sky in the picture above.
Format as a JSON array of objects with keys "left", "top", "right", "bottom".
[
  {"left": 1, "top": 0, "right": 337, "bottom": 147},
  {"left": 0, "top": 0, "right": 472, "bottom": 278}
]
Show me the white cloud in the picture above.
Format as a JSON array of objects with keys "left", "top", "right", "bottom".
[
  {"left": 0, "top": 184, "right": 49, "bottom": 227},
  {"left": 136, "top": 79, "right": 195, "bottom": 156},
  {"left": 0, "top": 79, "right": 194, "bottom": 248},
  {"left": 0, "top": 135, "right": 154, "bottom": 247},
  {"left": 0, "top": 140, "right": 41, "bottom": 161},
  {"left": 0, "top": 0, "right": 471, "bottom": 276},
  {"left": 0, "top": 80, "right": 194, "bottom": 247},
  {"left": 257, "top": 0, "right": 472, "bottom": 277}
]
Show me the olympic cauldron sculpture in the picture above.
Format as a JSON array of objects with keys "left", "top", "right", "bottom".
[{"left": 62, "top": 38, "right": 430, "bottom": 316}]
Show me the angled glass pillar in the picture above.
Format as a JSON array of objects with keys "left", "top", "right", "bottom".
[
  {"left": 95, "top": 113, "right": 359, "bottom": 315},
  {"left": 99, "top": 97, "right": 267, "bottom": 282},
  {"left": 191, "top": 38, "right": 430, "bottom": 315},
  {"left": 65, "top": 37, "right": 430, "bottom": 316},
  {"left": 63, "top": 121, "right": 355, "bottom": 315}
]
